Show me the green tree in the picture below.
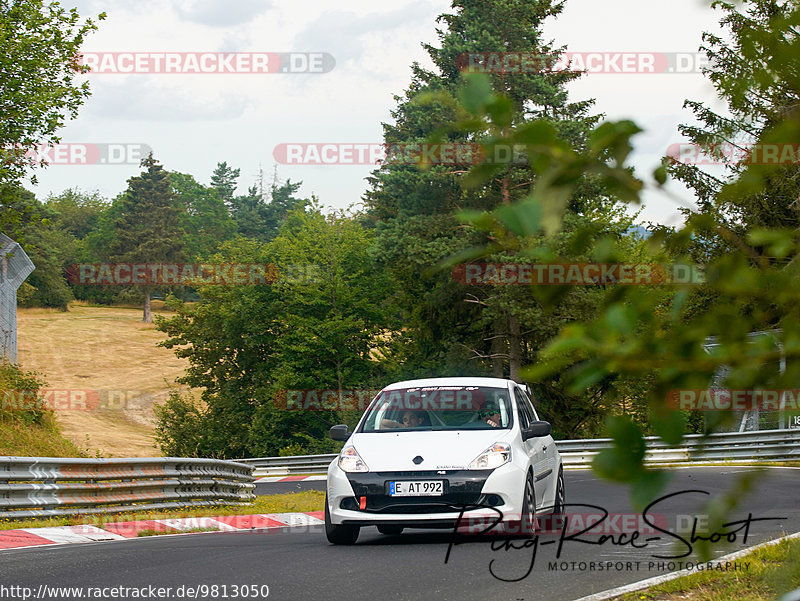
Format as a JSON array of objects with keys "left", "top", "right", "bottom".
[
  {"left": 44, "top": 188, "right": 107, "bottom": 240},
  {"left": 209, "top": 161, "right": 240, "bottom": 207},
  {"left": 264, "top": 178, "right": 307, "bottom": 239},
  {"left": 364, "top": 0, "right": 635, "bottom": 434},
  {"left": 229, "top": 177, "right": 307, "bottom": 242},
  {"left": 0, "top": 1, "right": 104, "bottom": 184},
  {"left": 109, "top": 154, "right": 185, "bottom": 322},
  {"left": 665, "top": 0, "right": 800, "bottom": 431},
  {"left": 155, "top": 206, "right": 391, "bottom": 458},
  {"left": 429, "top": 0, "right": 800, "bottom": 557},
  {"left": 170, "top": 171, "right": 236, "bottom": 261},
  {"left": 1, "top": 183, "right": 73, "bottom": 309},
  {"left": 669, "top": 1, "right": 800, "bottom": 238}
]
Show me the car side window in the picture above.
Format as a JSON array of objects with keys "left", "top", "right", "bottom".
[
  {"left": 514, "top": 388, "right": 533, "bottom": 429},
  {"left": 520, "top": 389, "right": 539, "bottom": 421}
]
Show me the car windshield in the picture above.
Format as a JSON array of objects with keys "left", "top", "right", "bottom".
[{"left": 359, "top": 385, "right": 512, "bottom": 432}]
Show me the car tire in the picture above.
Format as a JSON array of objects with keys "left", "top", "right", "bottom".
[
  {"left": 377, "top": 525, "right": 404, "bottom": 535},
  {"left": 324, "top": 495, "right": 360, "bottom": 545},
  {"left": 520, "top": 471, "right": 537, "bottom": 536},
  {"left": 553, "top": 466, "right": 565, "bottom": 516}
]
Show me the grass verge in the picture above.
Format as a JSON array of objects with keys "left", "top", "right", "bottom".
[
  {"left": 17, "top": 303, "right": 195, "bottom": 457},
  {"left": 0, "top": 417, "right": 85, "bottom": 458},
  {"left": 615, "top": 537, "right": 800, "bottom": 601},
  {"left": 0, "top": 491, "right": 326, "bottom": 532}
]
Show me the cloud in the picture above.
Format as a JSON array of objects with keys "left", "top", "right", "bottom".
[
  {"left": 175, "top": 0, "right": 272, "bottom": 27},
  {"left": 87, "top": 80, "right": 252, "bottom": 121},
  {"left": 293, "top": 1, "right": 435, "bottom": 64}
]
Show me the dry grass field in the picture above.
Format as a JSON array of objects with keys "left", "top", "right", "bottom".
[{"left": 16, "top": 302, "right": 195, "bottom": 457}]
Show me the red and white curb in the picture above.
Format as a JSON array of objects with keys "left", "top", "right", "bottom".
[{"left": 0, "top": 512, "right": 325, "bottom": 552}]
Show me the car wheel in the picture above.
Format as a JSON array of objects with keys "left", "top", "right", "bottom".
[
  {"left": 553, "top": 466, "right": 565, "bottom": 516},
  {"left": 377, "top": 525, "right": 404, "bottom": 535},
  {"left": 324, "top": 495, "right": 360, "bottom": 545},
  {"left": 519, "top": 471, "right": 537, "bottom": 536}
]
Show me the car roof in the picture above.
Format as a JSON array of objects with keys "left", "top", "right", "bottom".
[{"left": 381, "top": 377, "right": 517, "bottom": 391}]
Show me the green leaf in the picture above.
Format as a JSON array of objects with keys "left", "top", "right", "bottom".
[
  {"left": 650, "top": 406, "right": 685, "bottom": 445},
  {"left": 567, "top": 361, "right": 608, "bottom": 393},
  {"left": 458, "top": 72, "right": 494, "bottom": 115},
  {"left": 630, "top": 470, "right": 672, "bottom": 511},
  {"left": 653, "top": 164, "right": 668, "bottom": 185},
  {"left": 486, "top": 96, "right": 515, "bottom": 129},
  {"left": 606, "top": 414, "right": 647, "bottom": 463},
  {"left": 605, "top": 304, "right": 634, "bottom": 335},
  {"left": 494, "top": 198, "right": 542, "bottom": 236}
]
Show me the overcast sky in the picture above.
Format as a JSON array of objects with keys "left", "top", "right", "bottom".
[{"left": 29, "top": 0, "right": 726, "bottom": 227}]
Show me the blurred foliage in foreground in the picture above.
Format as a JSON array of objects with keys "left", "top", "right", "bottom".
[{"left": 432, "top": 0, "right": 800, "bottom": 555}]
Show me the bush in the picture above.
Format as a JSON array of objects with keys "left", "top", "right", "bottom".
[
  {"left": 153, "top": 391, "right": 210, "bottom": 457},
  {"left": 154, "top": 389, "right": 346, "bottom": 459},
  {"left": 0, "top": 360, "right": 49, "bottom": 425}
]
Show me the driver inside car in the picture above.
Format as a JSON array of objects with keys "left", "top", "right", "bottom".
[
  {"left": 381, "top": 410, "right": 429, "bottom": 429},
  {"left": 478, "top": 395, "right": 504, "bottom": 427},
  {"left": 401, "top": 411, "right": 425, "bottom": 427},
  {"left": 481, "top": 408, "right": 502, "bottom": 427}
]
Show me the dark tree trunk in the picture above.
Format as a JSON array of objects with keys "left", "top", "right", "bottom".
[
  {"left": 143, "top": 291, "right": 152, "bottom": 323},
  {"left": 491, "top": 317, "right": 505, "bottom": 377}
]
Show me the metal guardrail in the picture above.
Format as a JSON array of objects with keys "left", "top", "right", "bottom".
[
  {"left": 0, "top": 457, "right": 255, "bottom": 519},
  {"left": 240, "top": 453, "right": 337, "bottom": 476},
  {"left": 240, "top": 428, "right": 800, "bottom": 476}
]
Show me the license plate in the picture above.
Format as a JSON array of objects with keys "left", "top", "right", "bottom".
[{"left": 388, "top": 480, "right": 444, "bottom": 496}]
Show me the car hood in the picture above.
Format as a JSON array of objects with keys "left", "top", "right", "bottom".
[{"left": 348, "top": 430, "right": 513, "bottom": 472}]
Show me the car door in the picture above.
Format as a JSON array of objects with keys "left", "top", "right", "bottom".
[
  {"left": 513, "top": 386, "right": 549, "bottom": 509},
  {"left": 520, "top": 387, "right": 557, "bottom": 508}
]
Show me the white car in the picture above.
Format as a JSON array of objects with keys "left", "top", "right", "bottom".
[{"left": 325, "top": 377, "right": 564, "bottom": 544}]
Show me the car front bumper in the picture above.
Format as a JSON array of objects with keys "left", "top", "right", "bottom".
[{"left": 326, "top": 460, "right": 527, "bottom": 528}]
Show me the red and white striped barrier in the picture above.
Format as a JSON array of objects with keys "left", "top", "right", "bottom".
[{"left": 0, "top": 511, "right": 325, "bottom": 551}]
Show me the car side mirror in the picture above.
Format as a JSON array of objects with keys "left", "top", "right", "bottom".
[
  {"left": 329, "top": 424, "right": 351, "bottom": 442},
  {"left": 522, "top": 420, "right": 551, "bottom": 440}
]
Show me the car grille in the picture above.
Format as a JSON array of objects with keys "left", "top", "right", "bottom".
[
  {"left": 344, "top": 469, "right": 494, "bottom": 514},
  {"left": 364, "top": 495, "right": 482, "bottom": 514}
]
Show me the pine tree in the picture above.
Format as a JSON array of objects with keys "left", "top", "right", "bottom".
[
  {"left": 210, "top": 162, "right": 240, "bottom": 206},
  {"left": 109, "top": 154, "right": 185, "bottom": 322},
  {"left": 229, "top": 178, "right": 306, "bottom": 242},
  {"left": 365, "top": 0, "right": 627, "bottom": 393},
  {"left": 670, "top": 0, "right": 800, "bottom": 237}
]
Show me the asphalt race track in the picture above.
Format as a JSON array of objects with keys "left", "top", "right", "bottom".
[{"left": 2, "top": 467, "right": 799, "bottom": 601}]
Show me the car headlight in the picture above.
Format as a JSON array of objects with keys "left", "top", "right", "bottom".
[
  {"left": 468, "top": 442, "right": 511, "bottom": 470},
  {"left": 338, "top": 445, "right": 369, "bottom": 472}
]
